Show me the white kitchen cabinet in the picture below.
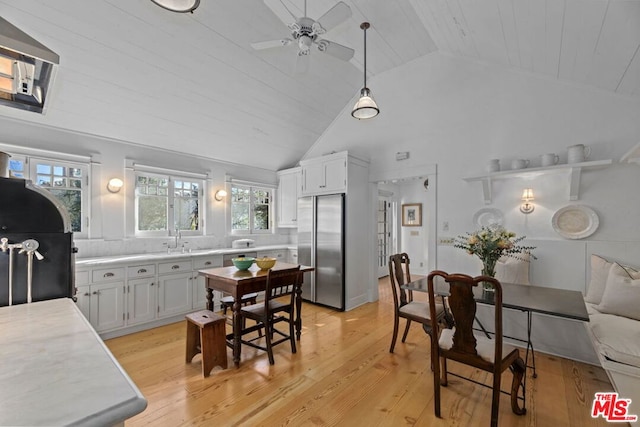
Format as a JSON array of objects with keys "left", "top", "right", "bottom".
[
  {"left": 126, "top": 277, "right": 157, "bottom": 325},
  {"left": 277, "top": 167, "right": 301, "bottom": 227},
  {"left": 287, "top": 249, "right": 298, "bottom": 265},
  {"left": 89, "top": 281, "right": 126, "bottom": 332},
  {"left": 192, "top": 255, "right": 223, "bottom": 310},
  {"left": 300, "top": 153, "right": 347, "bottom": 196},
  {"left": 157, "top": 271, "right": 193, "bottom": 318},
  {"left": 257, "top": 250, "right": 286, "bottom": 263}
]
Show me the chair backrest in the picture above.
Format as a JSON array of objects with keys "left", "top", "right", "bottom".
[
  {"left": 388, "top": 253, "right": 413, "bottom": 308},
  {"left": 265, "top": 266, "right": 302, "bottom": 312},
  {"left": 427, "top": 270, "right": 504, "bottom": 364}
]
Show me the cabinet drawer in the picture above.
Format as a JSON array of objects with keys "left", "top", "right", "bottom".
[
  {"left": 91, "top": 267, "right": 125, "bottom": 283},
  {"left": 192, "top": 255, "right": 222, "bottom": 270},
  {"left": 75, "top": 270, "right": 90, "bottom": 285},
  {"left": 158, "top": 260, "right": 192, "bottom": 274},
  {"left": 128, "top": 264, "right": 156, "bottom": 278}
]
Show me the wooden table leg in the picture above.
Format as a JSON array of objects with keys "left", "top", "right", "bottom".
[
  {"left": 232, "top": 297, "right": 242, "bottom": 367},
  {"left": 206, "top": 286, "right": 213, "bottom": 311},
  {"left": 295, "top": 282, "right": 303, "bottom": 340}
]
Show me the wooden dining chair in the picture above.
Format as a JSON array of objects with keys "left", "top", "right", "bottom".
[
  {"left": 388, "top": 253, "right": 445, "bottom": 353},
  {"left": 239, "top": 266, "right": 301, "bottom": 365},
  {"left": 426, "top": 270, "right": 526, "bottom": 427}
]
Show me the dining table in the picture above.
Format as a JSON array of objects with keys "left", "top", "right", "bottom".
[
  {"left": 198, "top": 262, "right": 314, "bottom": 367},
  {"left": 402, "top": 277, "right": 589, "bottom": 377}
]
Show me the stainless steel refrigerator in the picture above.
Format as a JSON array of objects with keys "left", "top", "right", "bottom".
[{"left": 298, "top": 194, "right": 345, "bottom": 310}]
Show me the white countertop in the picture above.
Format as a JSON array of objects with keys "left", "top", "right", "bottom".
[
  {"left": 76, "top": 244, "right": 296, "bottom": 267},
  {"left": 0, "top": 298, "right": 147, "bottom": 426}
]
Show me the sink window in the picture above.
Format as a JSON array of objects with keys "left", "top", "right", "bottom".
[{"left": 135, "top": 171, "right": 203, "bottom": 237}]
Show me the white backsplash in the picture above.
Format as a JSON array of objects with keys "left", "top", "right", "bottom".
[{"left": 75, "top": 233, "right": 294, "bottom": 259}]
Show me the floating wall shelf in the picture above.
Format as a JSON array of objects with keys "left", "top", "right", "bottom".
[{"left": 463, "top": 159, "right": 613, "bottom": 204}]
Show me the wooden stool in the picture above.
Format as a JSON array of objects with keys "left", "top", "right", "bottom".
[{"left": 185, "top": 310, "right": 227, "bottom": 377}]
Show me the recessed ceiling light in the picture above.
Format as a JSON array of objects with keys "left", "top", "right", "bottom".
[{"left": 150, "top": 0, "right": 200, "bottom": 13}]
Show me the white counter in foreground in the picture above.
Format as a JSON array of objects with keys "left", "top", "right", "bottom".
[{"left": 0, "top": 298, "right": 147, "bottom": 426}]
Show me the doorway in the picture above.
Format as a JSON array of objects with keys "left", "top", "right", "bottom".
[{"left": 377, "top": 193, "right": 396, "bottom": 278}]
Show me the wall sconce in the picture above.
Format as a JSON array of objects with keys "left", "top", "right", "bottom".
[
  {"left": 107, "top": 178, "right": 124, "bottom": 193},
  {"left": 214, "top": 189, "right": 227, "bottom": 201},
  {"left": 520, "top": 188, "right": 534, "bottom": 214}
]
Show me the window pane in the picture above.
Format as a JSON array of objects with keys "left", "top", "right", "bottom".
[
  {"left": 175, "top": 198, "right": 199, "bottom": 231},
  {"left": 36, "top": 164, "right": 51, "bottom": 174},
  {"left": 37, "top": 175, "right": 51, "bottom": 187},
  {"left": 138, "top": 196, "right": 167, "bottom": 231},
  {"left": 253, "top": 203, "right": 269, "bottom": 230},
  {"left": 232, "top": 203, "right": 249, "bottom": 231},
  {"left": 49, "top": 189, "right": 82, "bottom": 232},
  {"left": 53, "top": 166, "right": 64, "bottom": 176},
  {"left": 232, "top": 187, "right": 250, "bottom": 203}
]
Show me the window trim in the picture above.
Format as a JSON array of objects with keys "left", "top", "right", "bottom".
[
  {"left": 2, "top": 145, "right": 91, "bottom": 239},
  {"left": 133, "top": 168, "right": 205, "bottom": 238},
  {"left": 230, "top": 182, "right": 274, "bottom": 235}
]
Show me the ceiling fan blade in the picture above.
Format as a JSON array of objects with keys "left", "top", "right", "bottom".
[
  {"left": 263, "top": 0, "right": 298, "bottom": 26},
  {"left": 295, "top": 52, "right": 310, "bottom": 74},
  {"left": 315, "top": 39, "right": 354, "bottom": 61},
  {"left": 314, "top": 1, "right": 351, "bottom": 34},
  {"left": 251, "top": 39, "right": 293, "bottom": 50}
]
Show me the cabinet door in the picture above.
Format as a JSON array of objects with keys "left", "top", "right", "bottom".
[
  {"left": 75, "top": 285, "right": 91, "bottom": 320},
  {"left": 323, "top": 157, "right": 347, "bottom": 193},
  {"left": 277, "top": 170, "right": 300, "bottom": 227},
  {"left": 193, "top": 274, "right": 222, "bottom": 310},
  {"left": 90, "top": 282, "right": 126, "bottom": 332},
  {"left": 127, "top": 278, "right": 157, "bottom": 325},
  {"left": 157, "top": 272, "right": 193, "bottom": 317},
  {"left": 288, "top": 249, "right": 298, "bottom": 265},
  {"left": 302, "top": 162, "right": 325, "bottom": 194}
]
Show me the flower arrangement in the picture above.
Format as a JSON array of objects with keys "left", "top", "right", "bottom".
[{"left": 454, "top": 225, "right": 536, "bottom": 289}]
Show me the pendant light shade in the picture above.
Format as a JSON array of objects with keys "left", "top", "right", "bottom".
[
  {"left": 150, "top": 0, "right": 200, "bottom": 13},
  {"left": 352, "top": 22, "right": 379, "bottom": 120}
]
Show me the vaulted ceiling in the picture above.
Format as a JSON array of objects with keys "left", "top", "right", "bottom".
[{"left": 0, "top": 0, "right": 638, "bottom": 171}]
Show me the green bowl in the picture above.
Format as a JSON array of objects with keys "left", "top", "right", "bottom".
[{"left": 232, "top": 257, "right": 255, "bottom": 270}]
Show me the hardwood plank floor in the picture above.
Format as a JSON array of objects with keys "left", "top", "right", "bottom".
[{"left": 106, "top": 277, "right": 614, "bottom": 426}]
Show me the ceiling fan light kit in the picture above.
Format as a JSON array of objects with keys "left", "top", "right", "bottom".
[
  {"left": 252, "top": 0, "right": 354, "bottom": 72},
  {"left": 352, "top": 22, "right": 379, "bottom": 120},
  {"left": 150, "top": 0, "right": 200, "bottom": 13}
]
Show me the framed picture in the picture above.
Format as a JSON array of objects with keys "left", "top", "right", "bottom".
[{"left": 402, "top": 203, "right": 422, "bottom": 227}]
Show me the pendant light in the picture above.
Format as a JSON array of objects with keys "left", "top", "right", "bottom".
[
  {"left": 351, "top": 22, "right": 379, "bottom": 120},
  {"left": 150, "top": 0, "right": 200, "bottom": 13}
]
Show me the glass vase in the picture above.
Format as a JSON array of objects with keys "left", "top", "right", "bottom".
[{"left": 481, "top": 259, "right": 497, "bottom": 292}]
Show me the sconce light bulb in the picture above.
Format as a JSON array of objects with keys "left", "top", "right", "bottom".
[
  {"left": 215, "top": 189, "right": 227, "bottom": 201},
  {"left": 107, "top": 178, "right": 124, "bottom": 193}
]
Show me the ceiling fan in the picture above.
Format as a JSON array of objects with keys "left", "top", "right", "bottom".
[{"left": 252, "top": 0, "right": 354, "bottom": 73}]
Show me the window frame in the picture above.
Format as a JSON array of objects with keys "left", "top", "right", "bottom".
[
  {"left": 230, "top": 183, "right": 273, "bottom": 235},
  {"left": 134, "top": 170, "right": 204, "bottom": 238},
  {"left": 6, "top": 151, "right": 90, "bottom": 239}
]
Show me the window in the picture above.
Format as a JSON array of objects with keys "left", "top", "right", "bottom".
[
  {"left": 231, "top": 184, "right": 272, "bottom": 234},
  {"left": 8, "top": 155, "right": 88, "bottom": 237},
  {"left": 135, "top": 172, "right": 202, "bottom": 236}
]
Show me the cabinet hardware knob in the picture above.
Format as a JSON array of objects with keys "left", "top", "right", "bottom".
[
  {"left": 150, "top": 283, "right": 154, "bottom": 286},
  {"left": 138, "top": 268, "right": 147, "bottom": 274},
  {"left": 172, "top": 265, "right": 180, "bottom": 270},
  {"left": 104, "top": 272, "right": 114, "bottom": 278},
  {"left": 205, "top": 261, "right": 211, "bottom": 266},
  {"left": 84, "top": 292, "right": 90, "bottom": 296}
]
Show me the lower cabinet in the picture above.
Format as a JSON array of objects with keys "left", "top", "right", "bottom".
[
  {"left": 76, "top": 281, "right": 126, "bottom": 333},
  {"left": 127, "top": 278, "right": 157, "bottom": 325},
  {"left": 157, "top": 271, "right": 193, "bottom": 318}
]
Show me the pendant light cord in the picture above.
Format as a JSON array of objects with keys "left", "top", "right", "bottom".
[{"left": 362, "top": 22, "right": 370, "bottom": 88}]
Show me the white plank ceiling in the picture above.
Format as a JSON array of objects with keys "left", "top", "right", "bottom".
[{"left": 0, "top": 0, "right": 638, "bottom": 171}]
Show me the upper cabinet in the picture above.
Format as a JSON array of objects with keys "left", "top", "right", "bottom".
[
  {"left": 300, "top": 152, "right": 348, "bottom": 196},
  {"left": 463, "top": 159, "right": 613, "bottom": 204},
  {"left": 276, "top": 167, "right": 301, "bottom": 228}
]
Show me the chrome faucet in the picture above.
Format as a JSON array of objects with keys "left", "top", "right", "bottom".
[{"left": 164, "top": 229, "right": 183, "bottom": 253}]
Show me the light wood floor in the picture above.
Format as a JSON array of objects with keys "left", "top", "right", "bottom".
[{"left": 106, "top": 277, "right": 614, "bottom": 427}]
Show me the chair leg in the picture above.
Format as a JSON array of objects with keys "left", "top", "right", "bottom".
[
  {"left": 441, "top": 357, "right": 448, "bottom": 386},
  {"left": 510, "top": 358, "right": 527, "bottom": 415},
  {"left": 401, "top": 319, "right": 412, "bottom": 343},
  {"left": 432, "top": 353, "right": 441, "bottom": 418},
  {"left": 491, "top": 371, "right": 502, "bottom": 427},
  {"left": 389, "top": 316, "right": 399, "bottom": 353},
  {"left": 289, "top": 313, "right": 297, "bottom": 354},
  {"left": 265, "top": 321, "right": 275, "bottom": 365}
]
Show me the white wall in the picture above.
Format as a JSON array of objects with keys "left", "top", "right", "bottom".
[
  {"left": 308, "top": 53, "right": 640, "bottom": 362},
  {"left": 0, "top": 117, "right": 289, "bottom": 258}
]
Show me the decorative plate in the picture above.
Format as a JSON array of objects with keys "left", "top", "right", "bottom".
[
  {"left": 552, "top": 205, "right": 599, "bottom": 239},
  {"left": 473, "top": 208, "right": 504, "bottom": 228}
]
